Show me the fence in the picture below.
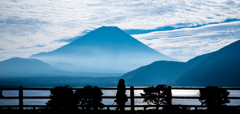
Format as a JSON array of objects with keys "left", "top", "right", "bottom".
[{"left": 0, "top": 86, "right": 240, "bottom": 111}]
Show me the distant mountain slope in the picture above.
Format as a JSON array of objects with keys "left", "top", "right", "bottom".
[
  {"left": 30, "top": 26, "right": 175, "bottom": 73},
  {"left": 53, "top": 62, "right": 79, "bottom": 72},
  {"left": 122, "top": 61, "right": 184, "bottom": 84},
  {"left": 121, "top": 53, "right": 212, "bottom": 85},
  {"left": 174, "top": 40, "right": 240, "bottom": 87},
  {"left": 169, "top": 53, "right": 212, "bottom": 81},
  {"left": 0, "top": 57, "right": 57, "bottom": 75}
]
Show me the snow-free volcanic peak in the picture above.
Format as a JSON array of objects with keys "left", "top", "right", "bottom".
[{"left": 30, "top": 26, "right": 175, "bottom": 73}]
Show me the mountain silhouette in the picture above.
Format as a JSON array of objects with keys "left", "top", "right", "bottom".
[
  {"left": 174, "top": 40, "right": 240, "bottom": 87},
  {"left": 121, "top": 53, "right": 211, "bottom": 85},
  {"left": 30, "top": 26, "right": 175, "bottom": 73},
  {"left": 122, "top": 61, "right": 184, "bottom": 84},
  {"left": 0, "top": 57, "right": 57, "bottom": 76}
]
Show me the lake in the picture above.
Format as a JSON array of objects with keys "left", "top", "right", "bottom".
[{"left": 1, "top": 89, "right": 240, "bottom": 110}]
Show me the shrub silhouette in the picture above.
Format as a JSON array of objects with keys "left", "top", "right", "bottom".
[
  {"left": 75, "top": 85, "right": 104, "bottom": 110},
  {"left": 46, "top": 85, "right": 78, "bottom": 110},
  {"left": 141, "top": 85, "right": 171, "bottom": 106},
  {"left": 199, "top": 86, "right": 230, "bottom": 109}
]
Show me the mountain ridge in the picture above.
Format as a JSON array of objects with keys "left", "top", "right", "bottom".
[
  {"left": 121, "top": 53, "right": 211, "bottom": 85},
  {"left": 30, "top": 26, "right": 176, "bottom": 73},
  {"left": 0, "top": 57, "right": 58, "bottom": 76},
  {"left": 121, "top": 39, "right": 240, "bottom": 87},
  {"left": 174, "top": 39, "right": 240, "bottom": 87}
]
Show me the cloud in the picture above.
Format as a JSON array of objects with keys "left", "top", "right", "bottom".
[
  {"left": 132, "top": 21, "right": 240, "bottom": 61},
  {"left": 0, "top": 0, "right": 240, "bottom": 61}
]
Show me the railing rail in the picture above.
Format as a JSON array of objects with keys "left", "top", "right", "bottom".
[{"left": 1, "top": 86, "right": 240, "bottom": 111}]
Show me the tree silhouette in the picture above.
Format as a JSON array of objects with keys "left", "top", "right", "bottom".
[
  {"left": 46, "top": 85, "right": 78, "bottom": 110},
  {"left": 141, "top": 85, "right": 171, "bottom": 106},
  {"left": 199, "top": 86, "right": 230, "bottom": 109},
  {"left": 75, "top": 85, "right": 104, "bottom": 110}
]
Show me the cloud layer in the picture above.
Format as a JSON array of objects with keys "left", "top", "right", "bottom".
[
  {"left": 0, "top": 0, "right": 240, "bottom": 61},
  {"left": 133, "top": 21, "right": 240, "bottom": 61}
]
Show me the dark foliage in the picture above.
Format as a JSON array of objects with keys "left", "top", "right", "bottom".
[
  {"left": 75, "top": 85, "right": 104, "bottom": 110},
  {"left": 141, "top": 85, "right": 171, "bottom": 106},
  {"left": 199, "top": 86, "right": 230, "bottom": 108},
  {"left": 46, "top": 85, "right": 78, "bottom": 110}
]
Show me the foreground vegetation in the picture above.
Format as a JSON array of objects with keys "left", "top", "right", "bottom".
[
  {"left": 1, "top": 85, "right": 239, "bottom": 114},
  {"left": 0, "top": 108, "right": 240, "bottom": 114}
]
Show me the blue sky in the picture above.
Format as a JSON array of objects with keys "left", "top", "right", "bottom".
[{"left": 0, "top": 0, "right": 240, "bottom": 61}]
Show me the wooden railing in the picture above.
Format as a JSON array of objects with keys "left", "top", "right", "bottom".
[{"left": 1, "top": 86, "right": 240, "bottom": 111}]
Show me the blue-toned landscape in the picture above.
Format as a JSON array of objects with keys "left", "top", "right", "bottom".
[
  {"left": 1, "top": 0, "right": 240, "bottom": 88},
  {"left": 0, "top": 1, "right": 240, "bottom": 113},
  {"left": 0, "top": 25, "right": 240, "bottom": 87}
]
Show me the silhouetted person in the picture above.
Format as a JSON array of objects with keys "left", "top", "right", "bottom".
[{"left": 115, "top": 79, "right": 128, "bottom": 111}]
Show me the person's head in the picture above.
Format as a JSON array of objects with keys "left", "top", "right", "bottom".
[{"left": 118, "top": 79, "right": 125, "bottom": 86}]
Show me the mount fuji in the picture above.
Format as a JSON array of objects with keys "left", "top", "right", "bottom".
[{"left": 30, "top": 26, "right": 175, "bottom": 73}]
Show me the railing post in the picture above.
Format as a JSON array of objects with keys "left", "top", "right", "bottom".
[
  {"left": 19, "top": 86, "right": 23, "bottom": 111},
  {"left": 130, "top": 86, "right": 135, "bottom": 112},
  {"left": 93, "top": 86, "right": 98, "bottom": 111},
  {"left": 167, "top": 86, "right": 172, "bottom": 105}
]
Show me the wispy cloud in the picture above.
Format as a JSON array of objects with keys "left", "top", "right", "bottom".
[
  {"left": 133, "top": 21, "right": 240, "bottom": 61},
  {"left": 0, "top": 0, "right": 240, "bottom": 61}
]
